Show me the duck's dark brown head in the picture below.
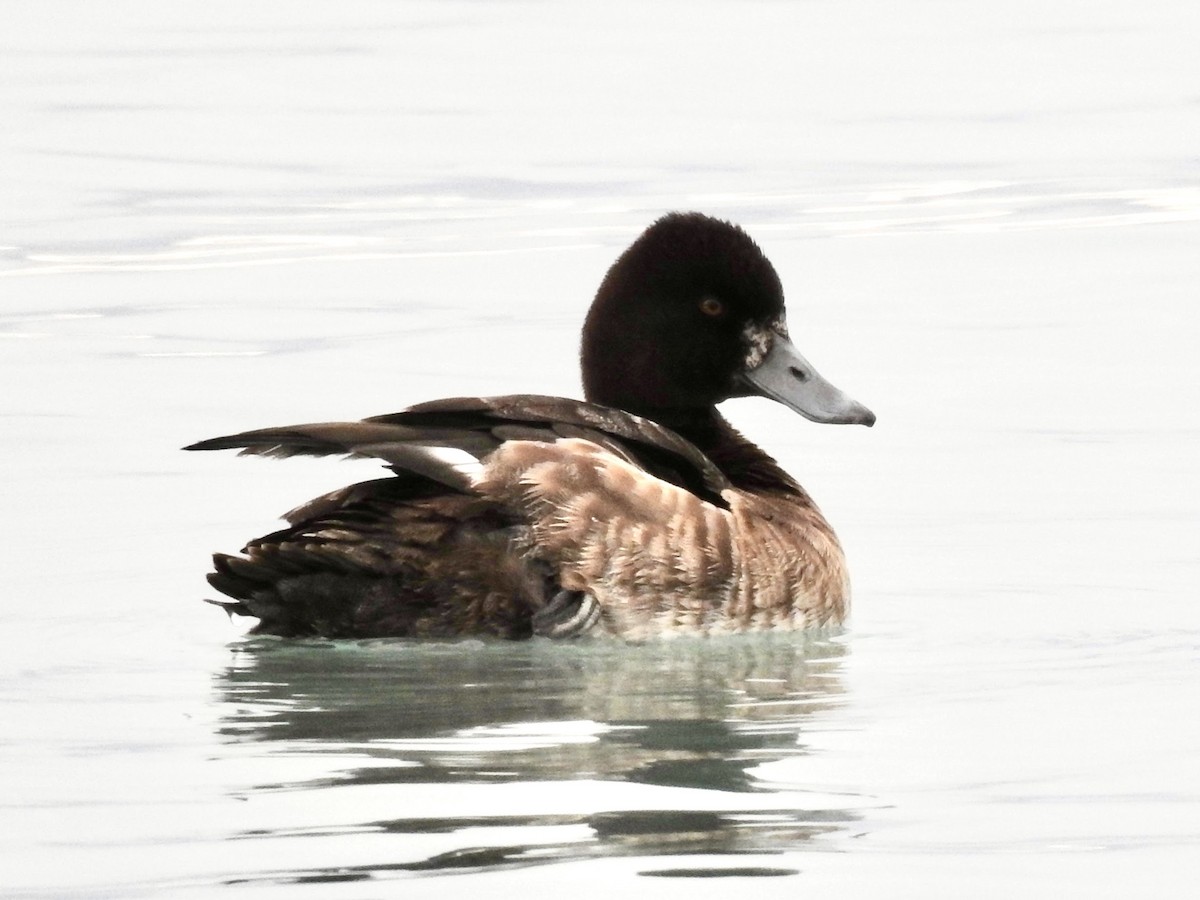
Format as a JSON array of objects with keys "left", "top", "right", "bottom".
[{"left": 581, "top": 212, "right": 875, "bottom": 427}]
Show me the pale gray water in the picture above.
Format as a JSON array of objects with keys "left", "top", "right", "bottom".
[{"left": 3, "top": 2, "right": 1199, "bottom": 897}]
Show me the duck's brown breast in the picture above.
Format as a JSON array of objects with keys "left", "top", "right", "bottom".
[{"left": 476, "top": 438, "right": 848, "bottom": 639}]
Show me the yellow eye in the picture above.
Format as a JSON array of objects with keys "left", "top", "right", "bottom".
[{"left": 699, "top": 297, "right": 725, "bottom": 317}]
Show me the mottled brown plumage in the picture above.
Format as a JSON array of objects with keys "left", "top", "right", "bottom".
[
  {"left": 188, "top": 212, "right": 874, "bottom": 640},
  {"left": 477, "top": 428, "right": 847, "bottom": 639}
]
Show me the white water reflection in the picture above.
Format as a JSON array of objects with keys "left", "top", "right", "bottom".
[{"left": 208, "top": 636, "right": 858, "bottom": 884}]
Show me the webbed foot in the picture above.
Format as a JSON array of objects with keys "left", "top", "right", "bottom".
[{"left": 532, "top": 589, "right": 602, "bottom": 638}]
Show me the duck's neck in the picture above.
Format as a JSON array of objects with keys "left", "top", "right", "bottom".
[{"left": 646, "top": 407, "right": 806, "bottom": 498}]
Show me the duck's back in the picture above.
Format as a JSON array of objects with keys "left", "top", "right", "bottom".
[{"left": 192, "top": 396, "right": 742, "bottom": 639}]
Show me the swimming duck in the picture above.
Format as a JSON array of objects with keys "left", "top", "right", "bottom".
[{"left": 187, "top": 212, "right": 874, "bottom": 640}]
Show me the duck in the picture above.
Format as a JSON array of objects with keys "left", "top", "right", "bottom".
[{"left": 186, "top": 212, "right": 874, "bottom": 641}]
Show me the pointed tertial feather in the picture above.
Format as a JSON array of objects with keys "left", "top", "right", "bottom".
[
  {"left": 183, "top": 423, "right": 425, "bottom": 458},
  {"left": 187, "top": 394, "right": 732, "bottom": 508},
  {"left": 186, "top": 420, "right": 493, "bottom": 501},
  {"left": 184, "top": 422, "right": 497, "bottom": 462}
]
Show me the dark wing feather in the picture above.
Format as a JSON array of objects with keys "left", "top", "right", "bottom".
[
  {"left": 183, "top": 423, "right": 494, "bottom": 458},
  {"left": 187, "top": 394, "right": 731, "bottom": 508},
  {"left": 372, "top": 395, "right": 732, "bottom": 507}
]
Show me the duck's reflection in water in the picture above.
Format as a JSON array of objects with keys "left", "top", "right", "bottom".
[{"left": 214, "top": 634, "right": 862, "bottom": 883}]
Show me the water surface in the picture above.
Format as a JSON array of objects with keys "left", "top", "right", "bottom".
[{"left": 3, "top": 3, "right": 1199, "bottom": 897}]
